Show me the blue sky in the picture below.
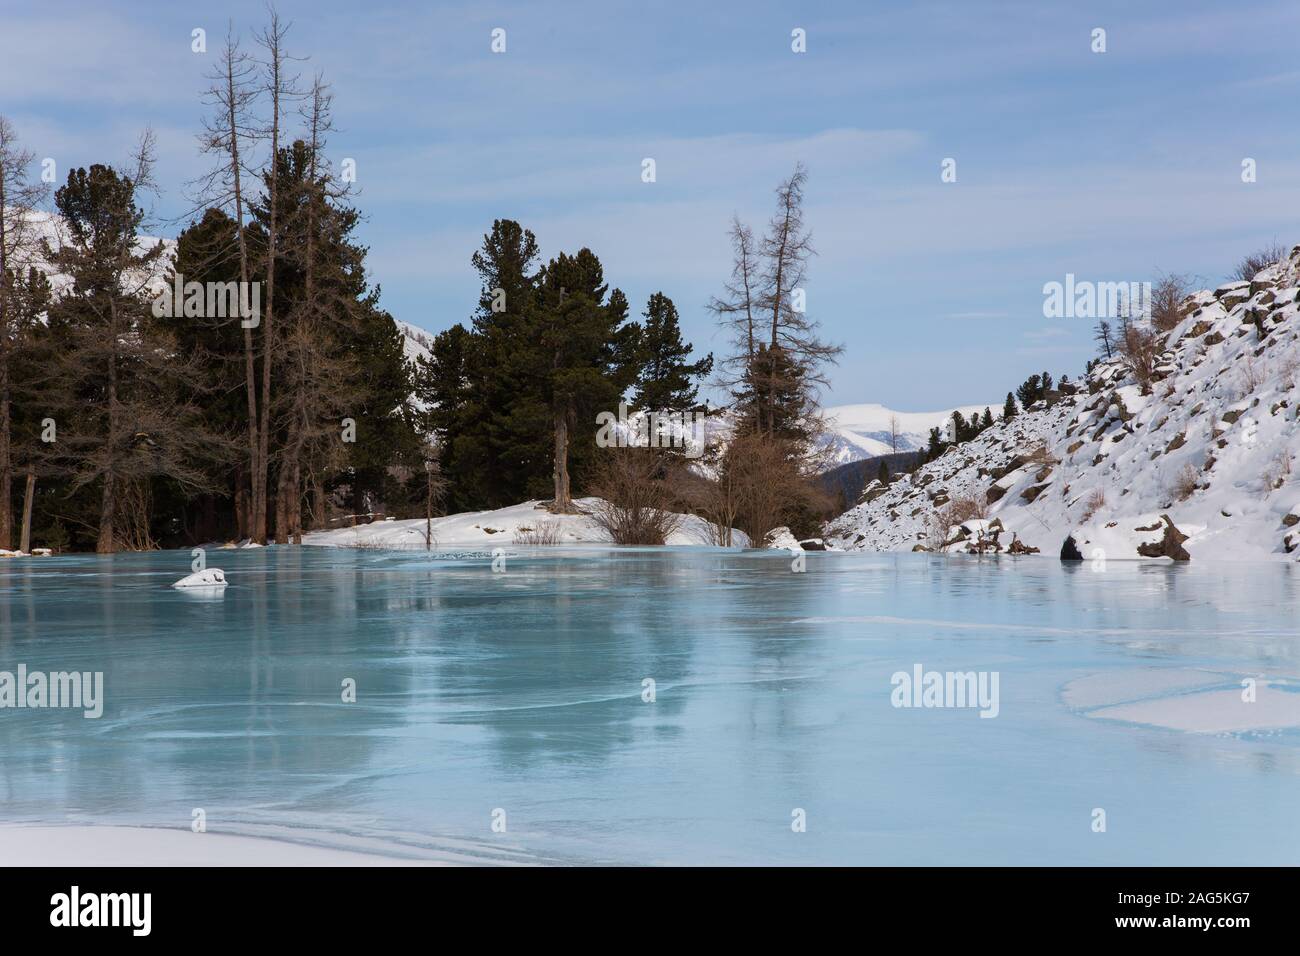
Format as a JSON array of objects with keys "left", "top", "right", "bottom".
[{"left": 4, "top": 0, "right": 1298, "bottom": 408}]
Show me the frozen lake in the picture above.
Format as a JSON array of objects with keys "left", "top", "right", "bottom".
[{"left": 1, "top": 547, "right": 1298, "bottom": 865}]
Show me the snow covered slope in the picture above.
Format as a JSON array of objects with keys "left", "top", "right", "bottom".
[
  {"left": 393, "top": 319, "right": 433, "bottom": 366},
  {"left": 828, "top": 245, "right": 1300, "bottom": 562}
]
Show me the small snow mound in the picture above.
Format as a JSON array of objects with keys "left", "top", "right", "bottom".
[
  {"left": 766, "top": 527, "right": 802, "bottom": 551},
  {"left": 173, "top": 569, "right": 228, "bottom": 588}
]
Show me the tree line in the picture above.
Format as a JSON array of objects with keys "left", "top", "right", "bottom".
[{"left": 0, "top": 15, "right": 841, "bottom": 553}]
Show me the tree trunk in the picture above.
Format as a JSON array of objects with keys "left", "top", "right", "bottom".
[
  {"left": 0, "top": 378, "right": 10, "bottom": 551},
  {"left": 290, "top": 461, "right": 302, "bottom": 545},
  {"left": 312, "top": 472, "right": 326, "bottom": 531},
  {"left": 98, "top": 311, "right": 118, "bottom": 554},
  {"left": 274, "top": 461, "right": 291, "bottom": 544},
  {"left": 97, "top": 472, "right": 115, "bottom": 553},
  {"left": 552, "top": 410, "right": 571, "bottom": 512},
  {"left": 225, "top": 41, "right": 261, "bottom": 552},
  {"left": 19, "top": 468, "right": 34, "bottom": 553},
  {"left": 234, "top": 463, "right": 249, "bottom": 540},
  {"left": 0, "top": 174, "right": 9, "bottom": 550}
]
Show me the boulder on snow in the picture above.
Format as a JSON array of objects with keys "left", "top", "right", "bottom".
[
  {"left": 173, "top": 568, "right": 228, "bottom": 588},
  {"left": 1060, "top": 514, "right": 1191, "bottom": 562}
]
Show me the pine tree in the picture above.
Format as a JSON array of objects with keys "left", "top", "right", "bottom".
[
  {"left": 1016, "top": 374, "right": 1042, "bottom": 409},
  {"left": 630, "top": 292, "right": 712, "bottom": 412},
  {"left": 1093, "top": 320, "right": 1114, "bottom": 359},
  {"left": 980, "top": 407, "right": 994, "bottom": 430},
  {"left": 951, "top": 410, "right": 968, "bottom": 443},
  {"left": 876, "top": 459, "right": 889, "bottom": 484},
  {"left": 531, "top": 248, "right": 638, "bottom": 511},
  {"left": 926, "top": 426, "right": 944, "bottom": 460},
  {"left": 45, "top": 163, "right": 217, "bottom": 552},
  {"left": 1002, "top": 392, "right": 1017, "bottom": 421}
]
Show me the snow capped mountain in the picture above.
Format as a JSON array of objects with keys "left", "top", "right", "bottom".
[
  {"left": 818, "top": 402, "right": 996, "bottom": 465},
  {"left": 827, "top": 244, "right": 1300, "bottom": 562}
]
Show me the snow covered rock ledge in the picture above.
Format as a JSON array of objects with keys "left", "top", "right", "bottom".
[{"left": 1060, "top": 514, "right": 1191, "bottom": 562}]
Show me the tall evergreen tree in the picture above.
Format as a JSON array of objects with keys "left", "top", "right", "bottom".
[
  {"left": 45, "top": 164, "right": 217, "bottom": 552},
  {"left": 630, "top": 291, "right": 712, "bottom": 412},
  {"left": 1002, "top": 392, "right": 1017, "bottom": 421},
  {"left": 531, "top": 249, "right": 638, "bottom": 510}
]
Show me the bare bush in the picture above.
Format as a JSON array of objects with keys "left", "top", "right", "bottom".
[
  {"left": 1081, "top": 488, "right": 1106, "bottom": 522},
  {"left": 1169, "top": 463, "right": 1199, "bottom": 501},
  {"left": 583, "top": 448, "right": 685, "bottom": 545},
  {"left": 1150, "top": 273, "right": 1192, "bottom": 332},
  {"left": 1233, "top": 240, "right": 1288, "bottom": 283},
  {"left": 513, "top": 519, "right": 564, "bottom": 546},
  {"left": 926, "top": 496, "right": 987, "bottom": 549},
  {"left": 1239, "top": 354, "right": 1262, "bottom": 396},
  {"left": 1119, "top": 322, "right": 1161, "bottom": 395},
  {"left": 1026, "top": 441, "right": 1060, "bottom": 467},
  {"left": 690, "top": 431, "right": 831, "bottom": 546},
  {"left": 1278, "top": 355, "right": 1300, "bottom": 391},
  {"left": 1261, "top": 451, "right": 1292, "bottom": 491}
]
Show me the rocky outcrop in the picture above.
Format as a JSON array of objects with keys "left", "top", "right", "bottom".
[
  {"left": 1061, "top": 514, "right": 1192, "bottom": 562},
  {"left": 826, "top": 244, "right": 1300, "bottom": 562}
]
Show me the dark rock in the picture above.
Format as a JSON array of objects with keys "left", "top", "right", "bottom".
[
  {"left": 1060, "top": 534, "right": 1084, "bottom": 561},
  {"left": 1134, "top": 514, "right": 1191, "bottom": 560}
]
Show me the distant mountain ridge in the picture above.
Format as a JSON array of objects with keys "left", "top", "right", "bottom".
[{"left": 818, "top": 401, "right": 997, "bottom": 465}]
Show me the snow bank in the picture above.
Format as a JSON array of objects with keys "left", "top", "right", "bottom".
[
  {"left": 0, "top": 826, "right": 451, "bottom": 867},
  {"left": 302, "top": 499, "right": 748, "bottom": 550}
]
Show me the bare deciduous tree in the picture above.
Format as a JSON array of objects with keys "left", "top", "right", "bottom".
[
  {"left": 252, "top": 7, "right": 304, "bottom": 544},
  {"left": 0, "top": 116, "right": 50, "bottom": 550},
  {"left": 194, "top": 26, "right": 262, "bottom": 541},
  {"left": 1150, "top": 273, "right": 1191, "bottom": 333}
]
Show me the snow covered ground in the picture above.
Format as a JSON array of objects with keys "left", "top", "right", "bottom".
[
  {"left": 0, "top": 826, "right": 489, "bottom": 866},
  {"left": 301, "top": 498, "right": 749, "bottom": 549},
  {"left": 828, "top": 245, "right": 1300, "bottom": 562}
]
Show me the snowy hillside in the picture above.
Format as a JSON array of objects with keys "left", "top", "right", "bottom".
[
  {"left": 818, "top": 401, "right": 995, "bottom": 464},
  {"left": 393, "top": 319, "right": 433, "bottom": 366},
  {"left": 828, "top": 245, "right": 1300, "bottom": 562},
  {"left": 18, "top": 210, "right": 173, "bottom": 297}
]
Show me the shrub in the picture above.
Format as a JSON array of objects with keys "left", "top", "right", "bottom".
[
  {"left": 1081, "top": 488, "right": 1106, "bottom": 522},
  {"left": 1119, "top": 322, "right": 1161, "bottom": 395},
  {"left": 1170, "top": 463, "right": 1199, "bottom": 501},
  {"left": 926, "top": 496, "right": 987, "bottom": 549},
  {"left": 513, "top": 519, "right": 564, "bottom": 545},
  {"left": 1233, "top": 240, "right": 1288, "bottom": 283},
  {"left": 1150, "top": 273, "right": 1192, "bottom": 332},
  {"left": 583, "top": 448, "right": 684, "bottom": 545}
]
